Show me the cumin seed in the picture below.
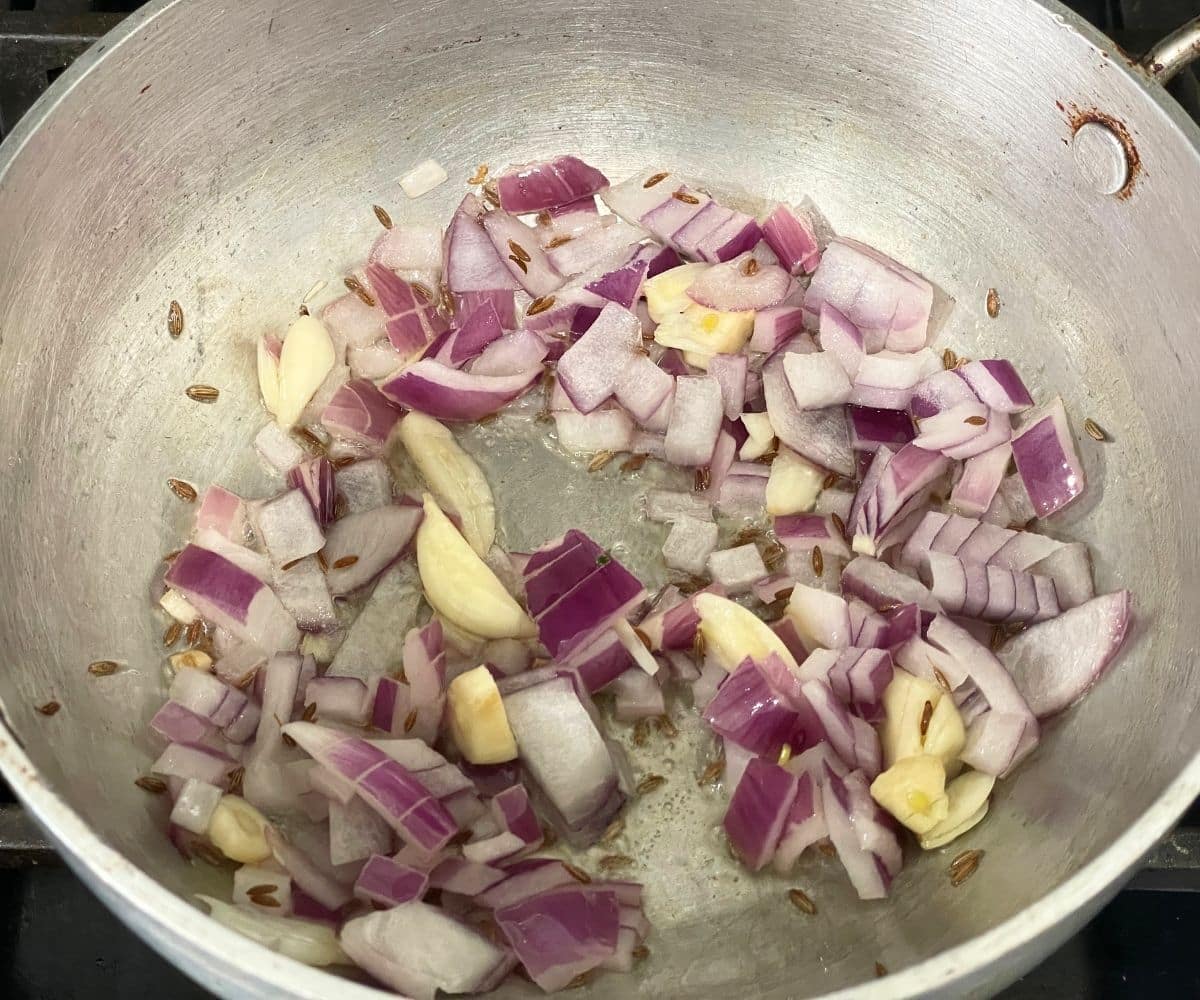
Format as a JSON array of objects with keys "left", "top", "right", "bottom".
[
  {"left": 817, "top": 840, "right": 837, "bottom": 858},
  {"left": 811, "top": 545, "right": 824, "bottom": 577},
  {"left": 698, "top": 757, "right": 725, "bottom": 786},
  {"left": 535, "top": 210, "right": 552, "bottom": 226},
  {"left": 541, "top": 826, "right": 558, "bottom": 848},
  {"left": 404, "top": 708, "right": 418, "bottom": 733},
  {"left": 655, "top": 714, "right": 679, "bottom": 738},
  {"left": 762, "top": 542, "right": 786, "bottom": 571},
  {"left": 643, "top": 171, "right": 670, "bottom": 188},
  {"left": 588, "top": 450, "right": 615, "bottom": 472},
  {"left": 183, "top": 381, "right": 219, "bottom": 400},
  {"left": 316, "top": 550, "right": 329, "bottom": 572},
  {"left": 942, "top": 348, "right": 959, "bottom": 370},
  {"left": 227, "top": 766, "right": 245, "bottom": 795},
  {"left": 821, "top": 472, "right": 839, "bottom": 490},
  {"left": 950, "top": 848, "right": 983, "bottom": 885},
  {"left": 333, "top": 555, "right": 359, "bottom": 569},
  {"left": 989, "top": 624, "right": 1006, "bottom": 650},
  {"left": 985, "top": 288, "right": 1000, "bottom": 318},
  {"left": 672, "top": 191, "right": 700, "bottom": 204},
  {"left": 440, "top": 286, "right": 456, "bottom": 315},
  {"left": 933, "top": 666, "right": 951, "bottom": 691},
  {"left": 185, "top": 619, "right": 204, "bottom": 646},
  {"left": 633, "top": 944, "right": 650, "bottom": 961},
  {"left": 875, "top": 962, "right": 888, "bottom": 978},
  {"left": 163, "top": 622, "right": 182, "bottom": 647},
  {"left": 36, "top": 700, "right": 60, "bottom": 716},
  {"left": 281, "top": 731, "right": 296, "bottom": 748},
  {"left": 412, "top": 282, "right": 433, "bottom": 302},
  {"left": 373, "top": 204, "right": 393, "bottom": 229},
  {"left": 294, "top": 427, "right": 326, "bottom": 453},
  {"left": 632, "top": 717, "right": 651, "bottom": 747},
  {"left": 88, "top": 660, "right": 119, "bottom": 677},
  {"left": 163, "top": 548, "right": 181, "bottom": 563},
  {"left": 692, "top": 629, "right": 707, "bottom": 662},
  {"left": 344, "top": 276, "right": 375, "bottom": 307},
  {"left": 919, "top": 699, "right": 934, "bottom": 737},
  {"left": 482, "top": 182, "right": 501, "bottom": 207},
  {"left": 831, "top": 512, "right": 847, "bottom": 537},
  {"left": 546, "top": 234, "right": 573, "bottom": 248},
  {"left": 598, "top": 854, "right": 633, "bottom": 871},
  {"left": 564, "top": 862, "right": 591, "bottom": 884},
  {"left": 468, "top": 164, "right": 489, "bottom": 185},
  {"left": 167, "top": 300, "right": 184, "bottom": 338},
  {"left": 787, "top": 888, "right": 817, "bottom": 915},
  {"left": 620, "top": 452, "right": 648, "bottom": 473},
  {"left": 195, "top": 844, "right": 226, "bottom": 867},
  {"left": 964, "top": 415, "right": 987, "bottom": 426},
  {"left": 567, "top": 971, "right": 595, "bottom": 989},
  {"left": 246, "top": 883, "right": 278, "bottom": 897},
  {"left": 636, "top": 773, "right": 665, "bottom": 795},
  {"left": 135, "top": 775, "right": 167, "bottom": 794},
  {"left": 167, "top": 478, "right": 197, "bottom": 502},
  {"left": 526, "top": 295, "right": 555, "bottom": 316},
  {"left": 252, "top": 893, "right": 281, "bottom": 907},
  {"left": 693, "top": 466, "right": 711, "bottom": 492},
  {"left": 331, "top": 455, "right": 356, "bottom": 469},
  {"left": 600, "top": 818, "right": 625, "bottom": 844},
  {"left": 1084, "top": 418, "right": 1107, "bottom": 442},
  {"left": 507, "top": 239, "right": 532, "bottom": 264},
  {"left": 741, "top": 257, "right": 759, "bottom": 276},
  {"left": 733, "top": 526, "right": 764, "bottom": 546},
  {"left": 302, "top": 702, "right": 318, "bottom": 722}
]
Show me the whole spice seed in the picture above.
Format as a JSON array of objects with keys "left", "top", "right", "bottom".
[
  {"left": 763, "top": 542, "right": 786, "bottom": 571},
  {"left": 600, "top": 818, "right": 625, "bottom": 844},
  {"left": 251, "top": 893, "right": 281, "bottom": 908},
  {"left": 933, "top": 666, "right": 951, "bottom": 691},
  {"left": 693, "top": 466, "right": 711, "bottom": 492},
  {"left": 344, "top": 275, "right": 375, "bottom": 307},
  {"left": 632, "top": 627, "right": 653, "bottom": 652},
  {"left": 195, "top": 844, "right": 226, "bottom": 867},
  {"left": 636, "top": 774, "right": 666, "bottom": 795},
  {"left": 546, "top": 234, "right": 573, "bottom": 248},
  {"left": 246, "top": 883, "right": 279, "bottom": 896},
  {"left": 541, "top": 826, "right": 558, "bottom": 848},
  {"left": 598, "top": 854, "right": 633, "bottom": 872},
  {"left": 567, "top": 971, "right": 595, "bottom": 990},
  {"left": 692, "top": 629, "right": 707, "bottom": 662},
  {"left": 620, "top": 452, "right": 648, "bottom": 473},
  {"left": 372, "top": 204, "right": 393, "bottom": 229},
  {"left": 949, "top": 848, "right": 983, "bottom": 885},
  {"left": 698, "top": 757, "right": 725, "bottom": 786},
  {"left": 643, "top": 171, "right": 670, "bottom": 188},
  {"left": 655, "top": 714, "right": 679, "bottom": 738},
  {"left": 942, "top": 348, "right": 959, "bottom": 370},
  {"left": 185, "top": 619, "right": 205, "bottom": 646},
  {"left": 412, "top": 282, "right": 433, "bottom": 302},
  {"left": 88, "top": 660, "right": 120, "bottom": 677},
  {"left": 316, "top": 551, "right": 329, "bottom": 572},
  {"left": 163, "top": 548, "right": 181, "bottom": 563},
  {"left": 167, "top": 300, "right": 184, "bottom": 338},
  {"left": 587, "top": 450, "right": 615, "bottom": 472},
  {"left": 831, "top": 512, "right": 847, "bottom": 538},
  {"left": 295, "top": 426, "right": 326, "bottom": 453},
  {"left": 507, "top": 239, "right": 532, "bottom": 264},
  {"left": 822, "top": 471, "right": 839, "bottom": 490},
  {"left": 333, "top": 555, "right": 360, "bottom": 569},
  {"left": 985, "top": 288, "right": 1000, "bottom": 318},
  {"left": 280, "top": 557, "right": 304, "bottom": 572},
  {"left": 535, "top": 210, "right": 552, "bottom": 226},
  {"left": 875, "top": 962, "right": 888, "bottom": 978},
  {"left": 564, "top": 862, "right": 592, "bottom": 884},
  {"left": 527, "top": 295, "right": 555, "bottom": 316},
  {"left": 302, "top": 701, "right": 318, "bottom": 722},
  {"left": 227, "top": 766, "right": 245, "bottom": 796},
  {"left": 37, "top": 700, "right": 61, "bottom": 716},
  {"left": 632, "top": 717, "right": 651, "bottom": 747},
  {"left": 468, "top": 164, "right": 489, "bottom": 185},
  {"left": 964, "top": 415, "right": 988, "bottom": 426},
  {"left": 811, "top": 545, "right": 825, "bottom": 577},
  {"left": 787, "top": 888, "right": 817, "bottom": 915},
  {"left": 163, "top": 621, "right": 182, "bottom": 647},
  {"left": 135, "top": 775, "right": 167, "bottom": 795},
  {"left": 632, "top": 944, "right": 650, "bottom": 961},
  {"left": 404, "top": 709, "right": 419, "bottom": 733},
  {"left": 331, "top": 455, "right": 356, "bottom": 469},
  {"left": 672, "top": 191, "right": 700, "bottom": 205},
  {"left": 989, "top": 624, "right": 1006, "bottom": 650},
  {"left": 440, "top": 286, "right": 456, "bottom": 315},
  {"left": 482, "top": 182, "right": 501, "bottom": 207},
  {"left": 732, "top": 526, "right": 764, "bottom": 546},
  {"left": 167, "top": 478, "right": 197, "bottom": 502},
  {"left": 1084, "top": 418, "right": 1108, "bottom": 442},
  {"left": 741, "top": 257, "right": 760, "bottom": 276},
  {"left": 919, "top": 699, "right": 934, "bottom": 737}
]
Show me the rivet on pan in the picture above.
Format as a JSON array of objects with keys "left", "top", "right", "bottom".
[{"left": 1071, "top": 121, "right": 1130, "bottom": 195}]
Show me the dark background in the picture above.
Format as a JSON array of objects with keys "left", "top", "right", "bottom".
[{"left": 1, "top": 0, "right": 1199, "bottom": 997}]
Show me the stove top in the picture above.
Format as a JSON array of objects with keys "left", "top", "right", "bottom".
[{"left": 2, "top": 1, "right": 1199, "bottom": 997}]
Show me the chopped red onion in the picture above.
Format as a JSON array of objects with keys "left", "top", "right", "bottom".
[
  {"left": 772, "top": 769, "right": 827, "bottom": 872},
  {"left": 381, "top": 358, "right": 539, "bottom": 422},
  {"left": 287, "top": 457, "right": 335, "bottom": 526},
  {"left": 167, "top": 778, "right": 223, "bottom": 835},
  {"left": 368, "top": 223, "right": 442, "bottom": 272},
  {"left": 481, "top": 210, "right": 564, "bottom": 297},
  {"left": 783, "top": 351, "right": 853, "bottom": 409},
  {"left": 703, "top": 655, "right": 805, "bottom": 758},
  {"left": 609, "top": 667, "right": 666, "bottom": 721},
  {"left": 707, "top": 544, "right": 769, "bottom": 594},
  {"left": 761, "top": 204, "right": 822, "bottom": 276},
  {"left": 817, "top": 302, "right": 865, "bottom": 380},
  {"left": 169, "top": 668, "right": 248, "bottom": 729},
  {"left": 898, "top": 511, "right": 1064, "bottom": 575},
  {"left": 664, "top": 375, "right": 723, "bottom": 466},
  {"left": 949, "top": 442, "right": 1011, "bottom": 517},
  {"left": 1010, "top": 397, "right": 1086, "bottom": 517},
  {"left": 614, "top": 354, "right": 675, "bottom": 423},
  {"left": 329, "top": 794, "right": 393, "bottom": 865},
  {"left": 762, "top": 357, "right": 854, "bottom": 476},
  {"left": 851, "top": 348, "right": 941, "bottom": 410},
  {"left": 545, "top": 221, "right": 645, "bottom": 279},
  {"left": 304, "top": 676, "right": 371, "bottom": 725},
  {"left": 554, "top": 407, "right": 635, "bottom": 455},
  {"left": 821, "top": 765, "right": 901, "bottom": 900},
  {"left": 320, "top": 378, "right": 402, "bottom": 447},
  {"left": 320, "top": 504, "right": 422, "bottom": 595},
  {"left": 1029, "top": 542, "right": 1095, "bottom": 609},
  {"left": 707, "top": 353, "right": 748, "bottom": 420},
  {"left": 152, "top": 741, "right": 237, "bottom": 787},
  {"left": 443, "top": 194, "right": 520, "bottom": 296},
  {"left": 957, "top": 359, "right": 1034, "bottom": 413},
  {"left": 841, "top": 555, "right": 943, "bottom": 617},
  {"left": 750, "top": 305, "right": 806, "bottom": 354},
  {"left": 254, "top": 489, "right": 326, "bottom": 568},
  {"left": 195, "top": 485, "right": 247, "bottom": 542},
  {"left": 661, "top": 514, "right": 719, "bottom": 575},
  {"left": 925, "top": 551, "right": 1060, "bottom": 624},
  {"left": 644, "top": 488, "right": 713, "bottom": 524},
  {"left": 999, "top": 590, "right": 1131, "bottom": 718},
  {"left": 848, "top": 406, "right": 915, "bottom": 453},
  {"left": 353, "top": 854, "right": 429, "bottom": 906},
  {"left": 555, "top": 302, "right": 643, "bottom": 413},
  {"left": 496, "top": 156, "right": 609, "bottom": 213},
  {"left": 909, "top": 368, "right": 979, "bottom": 419},
  {"left": 254, "top": 423, "right": 306, "bottom": 475},
  {"left": 724, "top": 757, "right": 800, "bottom": 871},
  {"left": 686, "top": 254, "right": 791, "bottom": 311},
  {"left": 321, "top": 292, "right": 387, "bottom": 352},
  {"left": 367, "top": 263, "right": 449, "bottom": 359}
]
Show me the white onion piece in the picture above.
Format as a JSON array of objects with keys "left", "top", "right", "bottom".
[
  {"left": 707, "top": 544, "right": 769, "bottom": 594},
  {"left": 664, "top": 374, "right": 722, "bottom": 466},
  {"left": 400, "top": 158, "right": 448, "bottom": 198},
  {"left": 662, "top": 514, "right": 718, "bottom": 574}
]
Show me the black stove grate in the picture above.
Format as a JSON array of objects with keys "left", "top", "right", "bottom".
[{"left": 1, "top": 0, "right": 1199, "bottom": 997}]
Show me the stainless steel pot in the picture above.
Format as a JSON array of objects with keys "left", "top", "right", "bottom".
[{"left": 1, "top": 1, "right": 1199, "bottom": 997}]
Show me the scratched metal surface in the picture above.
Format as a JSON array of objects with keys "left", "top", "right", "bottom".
[{"left": 0, "top": 1, "right": 1199, "bottom": 998}]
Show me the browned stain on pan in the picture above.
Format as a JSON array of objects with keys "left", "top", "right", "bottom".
[{"left": 1064, "top": 103, "right": 1143, "bottom": 199}]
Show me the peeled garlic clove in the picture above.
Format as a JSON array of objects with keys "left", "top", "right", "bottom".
[
  {"left": 398, "top": 412, "right": 495, "bottom": 556},
  {"left": 169, "top": 650, "right": 213, "bottom": 673},
  {"left": 695, "top": 592, "right": 798, "bottom": 671},
  {"left": 257, "top": 336, "right": 282, "bottom": 416},
  {"left": 643, "top": 262, "right": 711, "bottom": 322},
  {"left": 739, "top": 411, "right": 776, "bottom": 461},
  {"left": 447, "top": 665, "right": 518, "bottom": 765},
  {"left": 416, "top": 495, "right": 536, "bottom": 640},
  {"left": 654, "top": 303, "right": 754, "bottom": 360},
  {"left": 869, "top": 754, "right": 949, "bottom": 834},
  {"left": 766, "top": 448, "right": 825, "bottom": 515},
  {"left": 879, "top": 669, "right": 944, "bottom": 769},
  {"left": 922, "top": 693, "right": 966, "bottom": 766},
  {"left": 208, "top": 795, "right": 272, "bottom": 863},
  {"left": 918, "top": 770, "right": 995, "bottom": 849},
  {"left": 274, "top": 316, "right": 335, "bottom": 428}
]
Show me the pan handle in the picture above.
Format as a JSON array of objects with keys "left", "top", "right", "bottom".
[{"left": 1141, "top": 16, "right": 1200, "bottom": 84}]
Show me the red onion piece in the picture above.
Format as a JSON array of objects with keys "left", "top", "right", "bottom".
[
  {"left": 942, "top": 406, "right": 1012, "bottom": 462},
  {"left": 707, "top": 353, "right": 748, "bottom": 420},
  {"left": 556, "top": 302, "right": 642, "bottom": 413},
  {"left": 898, "top": 511, "right": 1064, "bottom": 575},
  {"left": 821, "top": 765, "right": 901, "bottom": 900},
  {"left": 439, "top": 300, "right": 504, "bottom": 368},
  {"left": 841, "top": 555, "right": 943, "bottom": 617},
  {"left": 1010, "top": 397, "right": 1086, "bottom": 517},
  {"left": 304, "top": 676, "right": 371, "bottom": 725},
  {"left": 999, "top": 590, "right": 1131, "bottom": 718},
  {"left": 1029, "top": 542, "right": 1095, "bottom": 609},
  {"left": 686, "top": 253, "right": 791, "bottom": 311},
  {"left": 817, "top": 302, "right": 865, "bottom": 380},
  {"left": 851, "top": 348, "right": 941, "bottom": 410},
  {"left": 664, "top": 374, "right": 723, "bottom": 466},
  {"left": 287, "top": 457, "right": 335, "bottom": 526},
  {"left": 496, "top": 156, "right": 609, "bottom": 213},
  {"left": 169, "top": 668, "right": 248, "bottom": 729},
  {"left": 950, "top": 442, "right": 1011, "bottom": 517},
  {"left": 443, "top": 194, "right": 520, "bottom": 295},
  {"left": 662, "top": 514, "right": 719, "bottom": 575},
  {"left": 165, "top": 544, "right": 299, "bottom": 652},
  {"left": 925, "top": 551, "right": 1060, "bottom": 624},
  {"left": 321, "top": 292, "right": 387, "bottom": 353},
  {"left": 195, "top": 485, "right": 247, "bottom": 542},
  {"left": 803, "top": 237, "right": 934, "bottom": 353},
  {"left": 910, "top": 368, "right": 978, "bottom": 419},
  {"left": 329, "top": 794, "right": 393, "bottom": 865},
  {"left": 761, "top": 204, "right": 822, "bottom": 276},
  {"left": 697, "top": 211, "right": 762, "bottom": 263},
  {"left": 320, "top": 504, "right": 421, "bottom": 595},
  {"left": 614, "top": 354, "right": 675, "bottom": 423},
  {"left": 367, "top": 263, "right": 449, "bottom": 359},
  {"left": 545, "top": 220, "right": 645, "bottom": 279},
  {"left": 849, "top": 444, "right": 949, "bottom": 554},
  {"left": 353, "top": 854, "right": 429, "bottom": 906},
  {"left": 609, "top": 668, "right": 666, "bottom": 721},
  {"left": 482, "top": 210, "right": 564, "bottom": 297},
  {"left": 341, "top": 901, "right": 512, "bottom": 1000},
  {"left": 848, "top": 406, "right": 915, "bottom": 453},
  {"left": 772, "top": 769, "right": 827, "bottom": 872},
  {"left": 762, "top": 356, "right": 854, "bottom": 476},
  {"left": 707, "top": 544, "right": 769, "bottom": 594},
  {"left": 254, "top": 489, "right": 326, "bottom": 568},
  {"left": 149, "top": 700, "right": 214, "bottom": 745},
  {"left": 750, "top": 305, "right": 806, "bottom": 354},
  {"left": 381, "top": 358, "right": 538, "bottom": 421},
  {"left": 958, "top": 359, "right": 1034, "bottom": 413},
  {"left": 368, "top": 223, "right": 441, "bottom": 272},
  {"left": 703, "top": 656, "right": 805, "bottom": 758},
  {"left": 724, "top": 757, "right": 800, "bottom": 871},
  {"left": 783, "top": 351, "right": 853, "bottom": 409},
  {"left": 152, "top": 742, "right": 237, "bottom": 786}
]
